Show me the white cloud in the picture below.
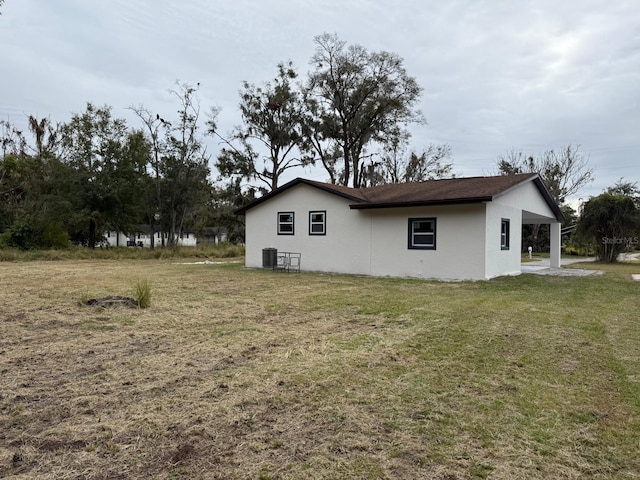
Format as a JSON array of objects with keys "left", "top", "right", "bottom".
[{"left": 0, "top": 0, "right": 637, "bottom": 197}]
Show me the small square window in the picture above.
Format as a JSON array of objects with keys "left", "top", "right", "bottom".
[
  {"left": 408, "top": 218, "right": 436, "bottom": 250},
  {"left": 501, "top": 219, "right": 510, "bottom": 250},
  {"left": 309, "top": 211, "right": 326, "bottom": 235},
  {"left": 278, "top": 212, "right": 295, "bottom": 235}
]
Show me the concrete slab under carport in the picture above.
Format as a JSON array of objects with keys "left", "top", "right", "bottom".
[
  {"left": 521, "top": 257, "right": 603, "bottom": 277},
  {"left": 521, "top": 266, "right": 604, "bottom": 277}
]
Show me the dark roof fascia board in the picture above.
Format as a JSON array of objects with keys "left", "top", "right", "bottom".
[
  {"left": 532, "top": 176, "right": 565, "bottom": 222},
  {"left": 349, "top": 197, "right": 493, "bottom": 209},
  {"left": 234, "top": 178, "right": 364, "bottom": 215},
  {"left": 302, "top": 180, "right": 367, "bottom": 203},
  {"left": 234, "top": 180, "right": 298, "bottom": 215}
]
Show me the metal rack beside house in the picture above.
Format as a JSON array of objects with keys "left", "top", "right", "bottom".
[{"left": 273, "top": 251, "right": 301, "bottom": 273}]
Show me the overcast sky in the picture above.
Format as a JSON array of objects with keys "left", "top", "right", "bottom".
[{"left": 1, "top": 0, "right": 638, "bottom": 202}]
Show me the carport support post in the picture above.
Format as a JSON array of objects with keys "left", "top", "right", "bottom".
[{"left": 550, "top": 222, "right": 561, "bottom": 268}]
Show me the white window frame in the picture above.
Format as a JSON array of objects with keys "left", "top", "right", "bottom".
[
  {"left": 501, "top": 218, "right": 510, "bottom": 250},
  {"left": 309, "top": 211, "right": 326, "bottom": 235},
  {"left": 277, "top": 212, "right": 295, "bottom": 235},
  {"left": 408, "top": 217, "right": 436, "bottom": 250}
]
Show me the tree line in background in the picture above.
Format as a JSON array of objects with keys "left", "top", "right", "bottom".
[
  {"left": 1, "top": 32, "right": 638, "bottom": 260},
  {"left": 0, "top": 83, "right": 247, "bottom": 250},
  {"left": 0, "top": 33, "right": 454, "bottom": 250}
]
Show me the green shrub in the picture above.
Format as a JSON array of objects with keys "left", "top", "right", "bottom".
[
  {"left": 5, "top": 220, "right": 37, "bottom": 250},
  {"left": 41, "top": 223, "right": 70, "bottom": 249},
  {"left": 563, "top": 244, "right": 595, "bottom": 257}
]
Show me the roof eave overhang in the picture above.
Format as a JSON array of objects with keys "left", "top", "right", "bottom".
[{"left": 349, "top": 197, "right": 493, "bottom": 210}]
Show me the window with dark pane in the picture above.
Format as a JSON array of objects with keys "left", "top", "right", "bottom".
[
  {"left": 309, "top": 211, "right": 326, "bottom": 235},
  {"left": 408, "top": 218, "right": 436, "bottom": 249},
  {"left": 501, "top": 218, "right": 510, "bottom": 250},
  {"left": 278, "top": 212, "right": 294, "bottom": 235}
]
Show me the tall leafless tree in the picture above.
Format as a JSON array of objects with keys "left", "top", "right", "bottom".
[{"left": 305, "top": 33, "right": 424, "bottom": 187}]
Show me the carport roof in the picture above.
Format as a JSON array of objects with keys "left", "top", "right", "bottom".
[{"left": 235, "top": 173, "right": 564, "bottom": 222}]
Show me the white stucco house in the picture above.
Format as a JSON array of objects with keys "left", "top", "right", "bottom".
[{"left": 235, "top": 173, "right": 564, "bottom": 281}]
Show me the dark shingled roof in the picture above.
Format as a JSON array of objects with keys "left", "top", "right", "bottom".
[{"left": 235, "top": 173, "right": 564, "bottom": 221}]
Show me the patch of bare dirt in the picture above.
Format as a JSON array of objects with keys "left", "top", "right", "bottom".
[{"left": 84, "top": 296, "right": 138, "bottom": 308}]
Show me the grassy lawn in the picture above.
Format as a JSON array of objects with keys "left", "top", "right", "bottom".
[{"left": 1, "top": 257, "right": 639, "bottom": 479}]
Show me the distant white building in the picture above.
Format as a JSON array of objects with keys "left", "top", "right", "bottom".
[
  {"left": 197, "top": 227, "right": 228, "bottom": 246},
  {"left": 103, "top": 226, "right": 198, "bottom": 248}
]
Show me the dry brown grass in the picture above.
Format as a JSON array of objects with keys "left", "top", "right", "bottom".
[{"left": 1, "top": 259, "right": 639, "bottom": 479}]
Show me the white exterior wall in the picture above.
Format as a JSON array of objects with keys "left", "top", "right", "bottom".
[
  {"left": 245, "top": 184, "right": 372, "bottom": 274},
  {"left": 494, "top": 182, "right": 557, "bottom": 221},
  {"left": 104, "top": 232, "right": 129, "bottom": 247},
  {"left": 549, "top": 223, "right": 561, "bottom": 268},
  {"left": 245, "top": 184, "right": 491, "bottom": 280},
  {"left": 145, "top": 232, "right": 198, "bottom": 247},
  {"left": 368, "top": 204, "right": 487, "bottom": 280},
  {"left": 134, "top": 233, "right": 152, "bottom": 247},
  {"left": 484, "top": 202, "right": 522, "bottom": 278},
  {"left": 492, "top": 181, "right": 562, "bottom": 266},
  {"left": 177, "top": 233, "right": 197, "bottom": 247}
]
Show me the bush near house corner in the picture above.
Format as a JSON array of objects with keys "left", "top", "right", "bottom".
[
  {"left": 563, "top": 245, "right": 596, "bottom": 256},
  {"left": 577, "top": 192, "right": 640, "bottom": 263}
]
